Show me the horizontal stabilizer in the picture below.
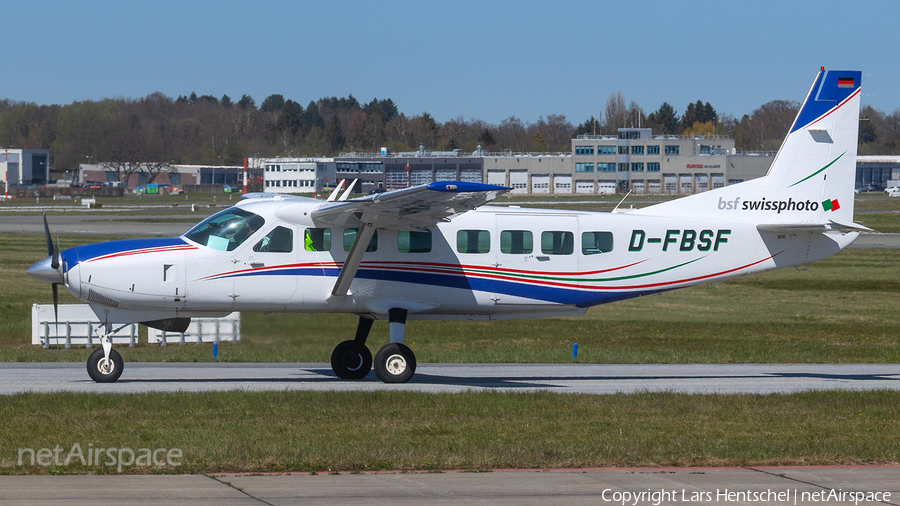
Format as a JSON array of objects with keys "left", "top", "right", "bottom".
[{"left": 757, "top": 220, "right": 872, "bottom": 234}]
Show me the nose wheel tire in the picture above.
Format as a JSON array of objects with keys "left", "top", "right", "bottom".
[
  {"left": 374, "top": 343, "right": 416, "bottom": 383},
  {"left": 330, "top": 340, "right": 372, "bottom": 380},
  {"left": 86, "top": 348, "right": 124, "bottom": 383}
]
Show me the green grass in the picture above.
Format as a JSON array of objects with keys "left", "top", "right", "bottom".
[
  {"left": 2, "top": 232, "right": 899, "bottom": 363},
  {"left": 1, "top": 390, "right": 898, "bottom": 474},
  {"left": 856, "top": 212, "right": 900, "bottom": 233}
]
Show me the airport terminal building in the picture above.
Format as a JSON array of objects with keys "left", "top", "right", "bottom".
[
  {"left": 308, "top": 128, "right": 775, "bottom": 196},
  {"left": 250, "top": 130, "right": 900, "bottom": 197}
]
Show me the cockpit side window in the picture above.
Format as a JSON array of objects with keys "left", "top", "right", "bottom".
[
  {"left": 253, "top": 226, "right": 293, "bottom": 253},
  {"left": 183, "top": 208, "right": 265, "bottom": 251}
]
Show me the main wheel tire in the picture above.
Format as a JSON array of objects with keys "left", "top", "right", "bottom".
[
  {"left": 330, "top": 340, "right": 372, "bottom": 380},
  {"left": 86, "top": 348, "right": 124, "bottom": 383},
  {"left": 374, "top": 343, "right": 416, "bottom": 383}
]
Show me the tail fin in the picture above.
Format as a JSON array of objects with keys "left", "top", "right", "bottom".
[
  {"left": 635, "top": 68, "right": 861, "bottom": 226},
  {"left": 760, "top": 68, "right": 861, "bottom": 225}
]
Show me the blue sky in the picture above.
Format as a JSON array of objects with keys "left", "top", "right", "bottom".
[{"left": 5, "top": 0, "right": 897, "bottom": 124}]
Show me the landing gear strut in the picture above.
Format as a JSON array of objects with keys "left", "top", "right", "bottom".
[
  {"left": 373, "top": 308, "right": 416, "bottom": 383},
  {"left": 86, "top": 331, "right": 124, "bottom": 383},
  {"left": 329, "top": 309, "right": 418, "bottom": 383}
]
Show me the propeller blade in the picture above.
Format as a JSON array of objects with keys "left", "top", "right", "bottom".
[
  {"left": 52, "top": 283, "right": 60, "bottom": 356},
  {"left": 52, "top": 283, "right": 59, "bottom": 321},
  {"left": 42, "top": 211, "right": 59, "bottom": 269},
  {"left": 42, "top": 211, "right": 53, "bottom": 258},
  {"left": 54, "top": 235, "right": 60, "bottom": 270}
]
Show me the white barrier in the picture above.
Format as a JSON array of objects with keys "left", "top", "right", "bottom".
[
  {"left": 31, "top": 304, "right": 240, "bottom": 347},
  {"left": 31, "top": 304, "right": 138, "bottom": 348},
  {"left": 147, "top": 312, "right": 241, "bottom": 345}
]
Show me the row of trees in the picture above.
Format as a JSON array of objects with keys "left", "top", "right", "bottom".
[{"left": 1, "top": 90, "right": 898, "bottom": 178}]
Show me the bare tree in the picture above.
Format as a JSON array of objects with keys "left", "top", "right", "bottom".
[{"left": 604, "top": 91, "right": 627, "bottom": 133}]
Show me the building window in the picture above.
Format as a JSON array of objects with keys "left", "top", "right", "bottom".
[
  {"left": 304, "top": 228, "right": 331, "bottom": 251},
  {"left": 618, "top": 163, "right": 629, "bottom": 172},
  {"left": 541, "top": 231, "right": 574, "bottom": 255},
  {"left": 647, "top": 145, "right": 659, "bottom": 155},
  {"left": 631, "top": 163, "right": 644, "bottom": 172},
  {"left": 582, "top": 231, "right": 614, "bottom": 255},
  {"left": 647, "top": 162, "right": 660, "bottom": 172},
  {"left": 457, "top": 230, "right": 491, "bottom": 254},
  {"left": 598, "top": 145, "right": 616, "bottom": 155},
  {"left": 575, "top": 163, "right": 594, "bottom": 172},
  {"left": 619, "top": 130, "right": 642, "bottom": 140},
  {"left": 665, "top": 145, "right": 680, "bottom": 155},
  {"left": 598, "top": 163, "right": 616, "bottom": 173},
  {"left": 700, "top": 145, "right": 712, "bottom": 154},
  {"left": 500, "top": 230, "right": 533, "bottom": 254},
  {"left": 398, "top": 230, "right": 432, "bottom": 253},
  {"left": 618, "top": 146, "right": 629, "bottom": 155},
  {"left": 631, "top": 145, "right": 644, "bottom": 155},
  {"left": 575, "top": 146, "right": 594, "bottom": 156}
]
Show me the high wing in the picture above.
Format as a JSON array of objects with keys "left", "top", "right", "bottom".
[
  {"left": 309, "top": 181, "right": 510, "bottom": 230},
  {"left": 302, "top": 181, "right": 511, "bottom": 297}
]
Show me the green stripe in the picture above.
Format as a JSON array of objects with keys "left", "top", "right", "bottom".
[
  {"left": 787, "top": 151, "right": 845, "bottom": 188},
  {"left": 456, "top": 256, "right": 705, "bottom": 284}
]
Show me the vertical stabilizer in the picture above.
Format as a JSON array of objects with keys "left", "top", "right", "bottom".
[
  {"left": 633, "top": 69, "right": 861, "bottom": 226},
  {"left": 760, "top": 69, "right": 861, "bottom": 225}
]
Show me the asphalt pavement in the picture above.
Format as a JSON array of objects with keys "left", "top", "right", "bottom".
[
  {"left": 3, "top": 362, "right": 900, "bottom": 395},
  {"left": 0, "top": 466, "right": 897, "bottom": 505}
]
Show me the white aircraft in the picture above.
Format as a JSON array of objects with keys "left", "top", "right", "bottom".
[{"left": 28, "top": 68, "right": 866, "bottom": 384}]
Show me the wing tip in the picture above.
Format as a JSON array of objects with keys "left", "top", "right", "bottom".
[{"left": 426, "top": 181, "right": 512, "bottom": 192}]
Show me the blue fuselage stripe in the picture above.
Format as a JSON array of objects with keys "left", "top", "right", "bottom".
[{"left": 218, "top": 267, "right": 655, "bottom": 307}]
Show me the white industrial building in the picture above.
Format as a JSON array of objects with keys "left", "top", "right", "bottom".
[
  {"left": 260, "top": 157, "right": 335, "bottom": 194},
  {"left": 1, "top": 148, "right": 50, "bottom": 186}
]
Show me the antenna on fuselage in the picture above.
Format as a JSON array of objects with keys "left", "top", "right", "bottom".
[
  {"left": 338, "top": 179, "right": 358, "bottom": 202},
  {"left": 327, "top": 180, "right": 346, "bottom": 202},
  {"left": 612, "top": 189, "right": 633, "bottom": 213}
]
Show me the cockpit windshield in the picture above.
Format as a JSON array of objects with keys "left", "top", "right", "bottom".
[{"left": 183, "top": 207, "right": 265, "bottom": 251}]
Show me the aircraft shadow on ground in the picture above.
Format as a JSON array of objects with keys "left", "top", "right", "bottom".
[{"left": 112, "top": 368, "right": 900, "bottom": 390}]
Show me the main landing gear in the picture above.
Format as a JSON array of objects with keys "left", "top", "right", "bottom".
[{"left": 330, "top": 308, "right": 417, "bottom": 383}]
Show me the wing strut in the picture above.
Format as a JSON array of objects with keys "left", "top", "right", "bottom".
[{"left": 331, "top": 220, "right": 376, "bottom": 297}]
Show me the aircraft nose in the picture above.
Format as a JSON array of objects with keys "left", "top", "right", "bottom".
[{"left": 26, "top": 256, "right": 64, "bottom": 284}]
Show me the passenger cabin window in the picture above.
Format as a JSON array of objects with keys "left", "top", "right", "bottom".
[
  {"left": 398, "top": 230, "right": 432, "bottom": 253},
  {"left": 457, "top": 230, "right": 490, "bottom": 254},
  {"left": 541, "top": 231, "right": 574, "bottom": 255},
  {"left": 500, "top": 230, "right": 533, "bottom": 254},
  {"left": 304, "top": 228, "right": 331, "bottom": 252},
  {"left": 183, "top": 207, "right": 265, "bottom": 252},
  {"left": 253, "top": 226, "right": 293, "bottom": 253},
  {"left": 343, "top": 228, "right": 378, "bottom": 252},
  {"left": 582, "top": 231, "right": 614, "bottom": 255}
]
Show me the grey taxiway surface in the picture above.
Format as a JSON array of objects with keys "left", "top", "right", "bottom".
[
  {"left": 1, "top": 467, "right": 898, "bottom": 505},
  {"left": 3, "top": 362, "right": 900, "bottom": 395}
]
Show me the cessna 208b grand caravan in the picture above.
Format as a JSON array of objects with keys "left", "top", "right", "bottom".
[{"left": 28, "top": 68, "right": 866, "bottom": 384}]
